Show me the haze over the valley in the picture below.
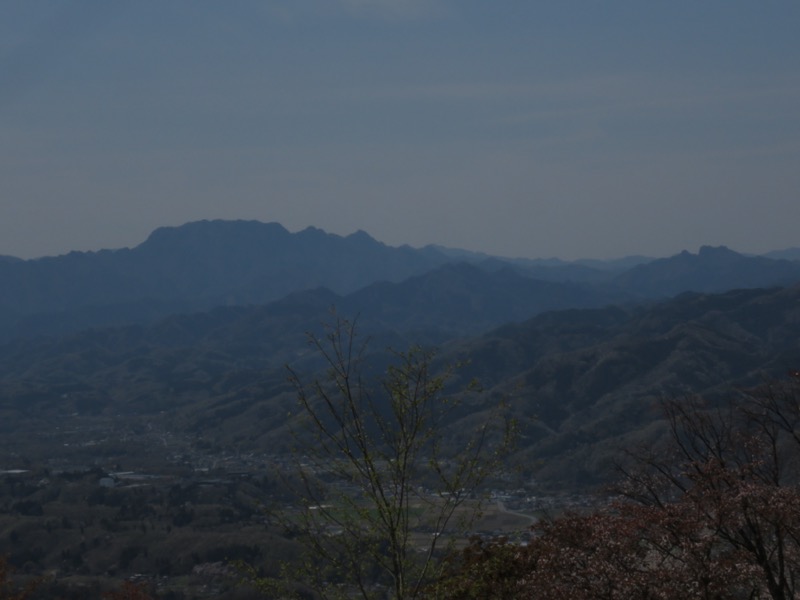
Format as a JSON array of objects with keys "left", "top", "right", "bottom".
[{"left": 1, "top": 1, "right": 799, "bottom": 261}]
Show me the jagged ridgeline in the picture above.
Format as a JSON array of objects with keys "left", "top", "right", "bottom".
[{"left": 2, "top": 219, "right": 799, "bottom": 342}]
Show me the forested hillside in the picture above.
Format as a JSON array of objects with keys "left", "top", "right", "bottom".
[{"left": 2, "top": 221, "right": 800, "bottom": 597}]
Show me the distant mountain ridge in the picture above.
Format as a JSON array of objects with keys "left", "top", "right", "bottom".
[
  {"left": 339, "top": 262, "right": 632, "bottom": 336},
  {"left": 611, "top": 245, "right": 800, "bottom": 298},
  {"left": 0, "top": 220, "right": 449, "bottom": 340},
  {"left": 2, "top": 220, "right": 800, "bottom": 343},
  {"left": 764, "top": 247, "right": 800, "bottom": 261}
]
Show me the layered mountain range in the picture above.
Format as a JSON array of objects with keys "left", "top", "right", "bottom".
[
  {"left": 1, "top": 219, "right": 799, "bottom": 491},
  {"left": 3, "top": 219, "right": 800, "bottom": 342}
]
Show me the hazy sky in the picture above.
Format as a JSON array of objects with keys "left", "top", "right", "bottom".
[{"left": 1, "top": 1, "right": 799, "bottom": 260}]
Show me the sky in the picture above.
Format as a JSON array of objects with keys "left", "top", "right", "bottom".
[{"left": 1, "top": 1, "right": 799, "bottom": 261}]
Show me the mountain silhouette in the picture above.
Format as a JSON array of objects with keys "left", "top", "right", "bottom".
[{"left": 612, "top": 245, "right": 800, "bottom": 298}]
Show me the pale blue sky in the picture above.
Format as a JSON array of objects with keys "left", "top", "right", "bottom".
[{"left": 1, "top": 1, "right": 799, "bottom": 260}]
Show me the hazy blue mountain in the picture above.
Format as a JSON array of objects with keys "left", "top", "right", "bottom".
[
  {"left": 0, "top": 262, "right": 632, "bottom": 382},
  {"left": 339, "top": 262, "right": 634, "bottom": 336},
  {"left": 612, "top": 245, "right": 800, "bottom": 298},
  {"left": 476, "top": 257, "right": 614, "bottom": 283},
  {"left": 572, "top": 255, "right": 655, "bottom": 271},
  {"left": 5, "top": 222, "right": 800, "bottom": 345},
  {"left": 763, "top": 247, "right": 800, "bottom": 261},
  {"left": 427, "top": 244, "right": 655, "bottom": 281},
  {"left": 0, "top": 220, "right": 451, "bottom": 341}
]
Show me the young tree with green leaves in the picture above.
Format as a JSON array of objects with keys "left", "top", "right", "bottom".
[{"left": 262, "top": 317, "right": 514, "bottom": 600}]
